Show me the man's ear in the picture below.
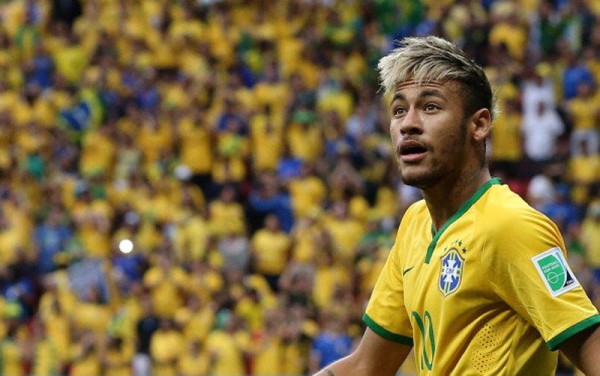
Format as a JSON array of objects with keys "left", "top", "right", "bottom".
[{"left": 470, "top": 108, "right": 492, "bottom": 142}]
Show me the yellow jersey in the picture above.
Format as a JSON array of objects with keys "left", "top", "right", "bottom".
[
  {"left": 490, "top": 108, "right": 522, "bottom": 162},
  {"left": 250, "top": 228, "right": 291, "bottom": 275},
  {"left": 0, "top": 339, "right": 25, "bottom": 376},
  {"left": 567, "top": 94, "right": 599, "bottom": 131},
  {"left": 364, "top": 178, "right": 600, "bottom": 375}
]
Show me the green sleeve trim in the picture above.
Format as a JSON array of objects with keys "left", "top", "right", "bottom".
[
  {"left": 362, "top": 313, "right": 413, "bottom": 346},
  {"left": 425, "top": 177, "right": 501, "bottom": 263},
  {"left": 546, "top": 314, "right": 600, "bottom": 351}
]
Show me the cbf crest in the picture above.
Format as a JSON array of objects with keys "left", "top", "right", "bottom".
[{"left": 439, "top": 240, "right": 466, "bottom": 297}]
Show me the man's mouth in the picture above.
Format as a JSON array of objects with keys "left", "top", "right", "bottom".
[{"left": 399, "top": 140, "right": 427, "bottom": 162}]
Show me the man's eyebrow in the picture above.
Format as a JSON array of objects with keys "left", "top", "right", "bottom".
[
  {"left": 390, "top": 89, "right": 446, "bottom": 106},
  {"left": 390, "top": 92, "right": 405, "bottom": 105}
]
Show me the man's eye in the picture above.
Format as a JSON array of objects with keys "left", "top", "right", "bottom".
[
  {"left": 393, "top": 107, "right": 406, "bottom": 116},
  {"left": 425, "top": 103, "right": 439, "bottom": 111}
]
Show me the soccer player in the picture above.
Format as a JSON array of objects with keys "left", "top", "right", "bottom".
[{"left": 314, "top": 36, "right": 600, "bottom": 375}]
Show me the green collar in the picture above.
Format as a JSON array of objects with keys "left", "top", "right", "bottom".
[{"left": 425, "top": 177, "right": 501, "bottom": 263}]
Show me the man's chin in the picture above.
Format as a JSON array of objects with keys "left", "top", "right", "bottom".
[{"left": 400, "top": 170, "right": 436, "bottom": 189}]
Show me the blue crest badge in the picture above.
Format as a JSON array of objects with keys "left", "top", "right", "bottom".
[{"left": 439, "top": 249, "right": 464, "bottom": 297}]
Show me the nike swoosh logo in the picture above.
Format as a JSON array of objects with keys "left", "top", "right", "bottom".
[{"left": 402, "top": 266, "right": 415, "bottom": 276}]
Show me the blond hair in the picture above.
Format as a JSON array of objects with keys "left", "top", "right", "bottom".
[{"left": 378, "top": 36, "right": 496, "bottom": 119}]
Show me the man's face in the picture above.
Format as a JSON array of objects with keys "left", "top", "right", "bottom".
[{"left": 389, "top": 80, "right": 470, "bottom": 189}]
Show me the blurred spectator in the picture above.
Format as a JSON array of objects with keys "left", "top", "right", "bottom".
[
  {"left": 322, "top": 109, "right": 356, "bottom": 161},
  {"left": 28, "top": 317, "right": 61, "bottom": 376},
  {"left": 250, "top": 213, "right": 292, "bottom": 292},
  {"left": 527, "top": 164, "right": 560, "bottom": 211},
  {"left": 175, "top": 294, "right": 216, "bottom": 346},
  {"left": 521, "top": 88, "right": 565, "bottom": 181},
  {"left": 289, "top": 211, "right": 324, "bottom": 264},
  {"left": 213, "top": 113, "right": 250, "bottom": 188},
  {"left": 177, "top": 106, "right": 215, "bottom": 199},
  {"left": 312, "top": 243, "right": 349, "bottom": 311},
  {"left": 567, "top": 137, "right": 600, "bottom": 204},
  {"left": 531, "top": 0, "right": 571, "bottom": 59},
  {"left": 287, "top": 163, "right": 327, "bottom": 220},
  {"left": 217, "top": 229, "right": 251, "bottom": 275},
  {"left": 25, "top": 44, "right": 54, "bottom": 90},
  {"left": 2, "top": 246, "right": 40, "bottom": 320},
  {"left": 79, "top": 125, "right": 116, "bottom": 178},
  {"left": 204, "top": 309, "right": 248, "bottom": 376},
  {"left": 521, "top": 99, "right": 565, "bottom": 174},
  {"left": 68, "top": 330, "right": 101, "bottom": 376},
  {"left": 564, "top": 81, "right": 600, "bottom": 156},
  {"left": 110, "top": 238, "right": 145, "bottom": 293},
  {"left": 133, "top": 294, "right": 160, "bottom": 376},
  {"left": 51, "top": 0, "right": 82, "bottom": 31},
  {"left": 249, "top": 105, "right": 284, "bottom": 174},
  {"left": 276, "top": 148, "right": 304, "bottom": 183},
  {"left": 142, "top": 251, "right": 188, "bottom": 318},
  {"left": 309, "top": 310, "right": 354, "bottom": 373},
  {"left": 286, "top": 108, "right": 324, "bottom": 165},
  {"left": 278, "top": 261, "right": 316, "bottom": 312},
  {"left": 247, "top": 172, "right": 295, "bottom": 234},
  {"left": 37, "top": 276, "right": 71, "bottom": 369},
  {"left": 489, "top": 97, "right": 523, "bottom": 180},
  {"left": 103, "top": 336, "right": 132, "bottom": 376},
  {"left": 521, "top": 62, "right": 557, "bottom": 120},
  {"left": 249, "top": 309, "right": 288, "bottom": 375},
  {"left": 70, "top": 284, "right": 111, "bottom": 336},
  {"left": 354, "top": 215, "right": 394, "bottom": 299},
  {"left": 344, "top": 97, "right": 378, "bottom": 142},
  {"left": 216, "top": 98, "right": 248, "bottom": 134},
  {"left": 327, "top": 153, "right": 365, "bottom": 200},
  {"left": 488, "top": 1, "right": 528, "bottom": 62},
  {"left": 34, "top": 205, "right": 73, "bottom": 274},
  {"left": 208, "top": 184, "right": 246, "bottom": 237},
  {"left": 561, "top": 48, "right": 595, "bottom": 101},
  {"left": 540, "top": 183, "right": 582, "bottom": 234},
  {"left": 177, "top": 339, "right": 210, "bottom": 376},
  {"left": 322, "top": 198, "right": 366, "bottom": 269},
  {"left": 0, "top": 320, "right": 26, "bottom": 376},
  {"left": 150, "top": 318, "right": 184, "bottom": 376},
  {"left": 67, "top": 253, "right": 108, "bottom": 304}
]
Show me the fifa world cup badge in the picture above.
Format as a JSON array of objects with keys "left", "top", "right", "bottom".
[{"left": 532, "top": 247, "right": 580, "bottom": 297}]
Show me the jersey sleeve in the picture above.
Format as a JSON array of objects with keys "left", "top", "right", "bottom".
[
  {"left": 363, "top": 229, "right": 413, "bottom": 346},
  {"left": 484, "top": 207, "right": 600, "bottom": 351}
]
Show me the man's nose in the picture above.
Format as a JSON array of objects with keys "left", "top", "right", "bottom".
[{"left": 399, "top": 107, "right": 423, "bottom": 135}]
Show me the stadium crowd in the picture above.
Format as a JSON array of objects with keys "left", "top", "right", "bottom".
[{"left": 0, "top": 0, "right": 599, "bottom": 375}]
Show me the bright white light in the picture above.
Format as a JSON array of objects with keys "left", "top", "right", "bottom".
[{"left": 119, "top": 239, "right": 134, "bottom": 254}]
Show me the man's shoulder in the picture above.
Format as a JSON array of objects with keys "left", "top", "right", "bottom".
[
  {"left": 480, "top": 184, "right": 558, "bottom": 236},
  {"left": 483, "top": 184, "right": 539, "bottom": 215}
]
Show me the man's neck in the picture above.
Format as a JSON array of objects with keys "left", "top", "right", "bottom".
[{"left": 423, "top": 168, "right": 492, "bottom": 232}]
